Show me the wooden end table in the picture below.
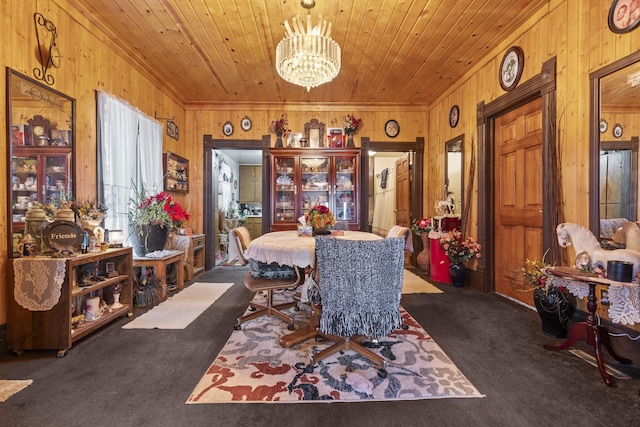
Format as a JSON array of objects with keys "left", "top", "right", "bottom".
[{"left": 133, "top": 250, "right": 184, "bottom": 301}]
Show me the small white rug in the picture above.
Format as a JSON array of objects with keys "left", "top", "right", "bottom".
[
  {"left": 402, "top": 269, "right": 443, "bottom": 294},
  {"left": 0, "top": 380, "right": 32, "bottom": 402},
  {"left": 123, "top": 282, "right": 233, "bottom": 329}
]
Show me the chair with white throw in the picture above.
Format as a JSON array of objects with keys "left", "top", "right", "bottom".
[{"left": 305, "top": 236, "right": 405, "bottom": 374}]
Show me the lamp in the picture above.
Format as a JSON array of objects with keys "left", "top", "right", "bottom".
[
  {"left": 276, "top": 0, "right": 341, "bottom": 91},
  {"left": 105, "top": 229, "right": 123, "bottom": 248}
]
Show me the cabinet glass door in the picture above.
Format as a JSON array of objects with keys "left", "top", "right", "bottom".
[
  {"left": 334, "top": 156, "right": 357, "bottom": 221},
  {"left": 44, "top": 153, "right": 72, "bottom": 203},
  {"left": 301, "top": 156, "right": 330, "bottom": 212},
  {"left": 274, "top": 157, "right": 296, "bottom": 224},
  {"left": 11, "top": 154, "right": 39, "bottom": 231}
]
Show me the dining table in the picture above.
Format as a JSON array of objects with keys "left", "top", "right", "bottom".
[{"left": 244, "top": 229, "right": 383, "bottom": 347}]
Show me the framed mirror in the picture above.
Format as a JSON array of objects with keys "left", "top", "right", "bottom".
[
  {"left": 444, "top": 134, "right": 464, "bottom": 216},
  {"left": 304, "top": 118, "right": 325, "bottom": 148},
  {"left": 589, "top": 51, "right": 640, "bottom": 239},
  {"left": 6, "top": 68, "right": 75, "bottom": 256}
]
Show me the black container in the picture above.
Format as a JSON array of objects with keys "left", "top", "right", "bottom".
[{"left": 607, "top": 260, "right": 633, "bottom": 282}]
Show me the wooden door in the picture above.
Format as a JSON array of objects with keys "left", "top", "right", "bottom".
[
  {"left": 494, "top": 98, "right": 543, "bottom": 307},
  {"left": 395, "top": 154, "right": 410, "bottom": 227}
]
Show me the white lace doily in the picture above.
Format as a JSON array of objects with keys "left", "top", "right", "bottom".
[{"left": 13, "top": 258, "right": 66, "bottom": 311}]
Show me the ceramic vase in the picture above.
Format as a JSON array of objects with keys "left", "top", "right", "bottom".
[
  {"left": 533, "top": 288, "right": 575, "bottom": 338},
  {"left": 275, "top": 131, "right": 284, "bottom": 148},
  {"left": 130, "top": 223, "right": 170, "bottom": 257},
  {"left": 416, "top": 233, "right": 430, "bottom": 274},
  {"left": 346, "top": 133, "right": 355, "bottom": 148},
  {"left": 449, "top": 262, "right": 466, "bottom": 287}
]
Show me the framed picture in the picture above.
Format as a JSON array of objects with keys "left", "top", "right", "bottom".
[
  {"left": 167, "top": 120, "right": 179, "bottom": 140},
  {"left": 51, "top": 129, "right": 71, "bottom": 146},
  {"left": 163, "top": 151, "right": 189, "bottom": 193},
  {"left": 600, "top": 288, "right": 610, "bottom": 306},
  {"left": 327, "top": 128, "right": 343, "bottom": 148},
  {"left": 11, "top": 124, "right": 26, "bottom": 146},
  {"left": 608, "top": 0, "right": 640, "bottom": 34},
  {"left": 305, "top": 118, "right": 325, "bottom": 148}
]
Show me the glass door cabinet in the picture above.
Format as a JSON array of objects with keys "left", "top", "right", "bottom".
[{"left": 271, "top": 149, "right": 360, "bottom": 231}]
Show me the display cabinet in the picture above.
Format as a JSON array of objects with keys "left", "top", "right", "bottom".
[
  {"left": 8, "top": 247, "right": 133, "bottom": 357},
  {"left": 270, "top": 149, "right": 360, "bottom": 231},
  {"left": 6, "top": 68, "right": 75, "bottom": 256}
]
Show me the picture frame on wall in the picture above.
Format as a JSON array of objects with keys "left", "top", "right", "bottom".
[
  {"left": 608, "top": 0, "right": 640, "bottom": 34},
  {"left": 163, "top": 151, "right": 189, "bottom": 193}
]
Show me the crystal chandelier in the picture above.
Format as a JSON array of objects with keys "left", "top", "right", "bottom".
[{"left": 276, "top": 1, "right": 341, "bottom": 91}]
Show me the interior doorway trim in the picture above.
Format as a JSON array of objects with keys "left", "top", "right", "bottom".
[
  {"left": 476, "top": 57, "right": 558, "bottom": 293},
  {"left": 202, "top": 135, "right": 270, "bottom": 270}
]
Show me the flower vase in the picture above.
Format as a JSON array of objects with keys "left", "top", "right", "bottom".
[
  {"left": 416, "top": 233, "right": 430, "bottom": 274},
  {"left": 130, "top": 224, "right": 170, "bottom": 257},
  {"left": 533, "top": 288, "right": 574, "bottom": 338},
  {"left": 449, "top": 262, "right": 466, "bottom": 287},
  {"left": 312, "top": 227, "right": 330, "bottom": 236},
  {"left": 275, "top": 132, "right": 284, "bottom": 148},
  {"left": 346, "top": 133, "right": 355, "bottom": 148}
]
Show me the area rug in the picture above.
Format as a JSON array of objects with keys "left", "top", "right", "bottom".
[
  {"left": 402, "top": 269, "right": 443, "bottom": 294},
  {"left": 0, "top": 380, "right": 32, "bottom": 402},
  {"left": 122, "top": 282, "right": 233, "bottom": 329},
  {"left": 187, "top": 292, "right": 482, "bottom": 403}
]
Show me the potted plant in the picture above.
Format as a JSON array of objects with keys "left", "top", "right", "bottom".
[
  {"left": 411, "top": 217, "right": 432, "bottom": 272},
  {"left": 343, "top": 114, "right": 363, "bottom": 147},
  {"left": 520, "top": 254, "right": 586, "bottom": 338},
  {"left": 128, "top": 185, "right": 190, "bottom": 256},
  {"left": 439, "top": 230, "right": 481, "bottom": 287},
  {"left": 269, "top": 114, "right": 290, "bottom": 148},
  {"left": 72, "top": 199, "right": 108, "bottom": 228},
  {"left": 304, "top": 205, "right": 335, "bottom": 235}
]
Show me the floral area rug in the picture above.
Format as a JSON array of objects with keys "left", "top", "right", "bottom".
[{"left": 187, "top": 291, "right": 483, "bottom": 403}]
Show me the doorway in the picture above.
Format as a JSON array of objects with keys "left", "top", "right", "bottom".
[{"left": 369, "top": 151, "right": 407, "bottom": 236}]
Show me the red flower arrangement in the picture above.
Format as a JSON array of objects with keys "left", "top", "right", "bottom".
[
  {"left": 269, "top": 114, "right": 291, "bottom": 138},
  {"left": 343, "top": 114, "right": 363, "bottom": 135},
  {"left": 304, "top": 205, "right": 336, "bottom": 229},
  {"left": 129, "top": 185, "right": 190, "bottom": 231}
]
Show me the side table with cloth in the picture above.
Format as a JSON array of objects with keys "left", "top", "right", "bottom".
[
  {"left": 544, "top": 266, "right": 639, "bottom": 386},
  {"left": 428, "top": 230, "right": 451, "bottom": 284},
  {"left": 244, "top": 230, "right": 383, "bottom": 348}
]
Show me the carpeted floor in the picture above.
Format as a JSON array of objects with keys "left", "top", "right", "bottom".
[
  {"left": 188, "top": 292, "right": 480, "bottom": 403},
  {"left": 0, "top": 265, "right": 639, "bottom": 427}
]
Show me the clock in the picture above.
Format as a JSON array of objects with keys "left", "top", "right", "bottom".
[
  {"left": 499, "top": 46, "right": 524, "bottom": 91},
  {"left": 241, "top": 116, "right": 252, "bottom": 131},
  {"left": 449, "top": 105, "right": 460, "bottom": 128},
  {"left": 49, "top": 43, "right": 61, "bottom": 68},
  {"left": 27, "top": 115, "right": 51, "bottom": 144},
  {"left": 33, "top": 125, "right": 45, "bottom": 136},
  {"left": 222, "top": 121, "right": 234, "bottom": 136},
  {"left": 385, "top": 119, "right": 399, "bottom": 138}
]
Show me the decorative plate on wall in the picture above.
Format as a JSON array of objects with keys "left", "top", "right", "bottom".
[
  {"left": 223, "top": 121, "right": 234, "bottom": 136},
  {"left": 449, "top": 105, "right": 460, "bottom": 128},
  {"left": 600, "top": 119, "right": 608, "bottom": 133},
  {"left": 385, "top": 119, "right": 399, "bottom": 138},
  {"left": 241, "top": 116, "right": 252, "bottom": 131},
  {"left": 499, "top": 46, "right": 524, "bottom": 91},
  {"left": 613, "top": 123, "right": 624, "bottom": 138}
]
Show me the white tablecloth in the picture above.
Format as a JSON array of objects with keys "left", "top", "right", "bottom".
[{"left": 244, "top": 230, "right": 381, "bottom": 268}]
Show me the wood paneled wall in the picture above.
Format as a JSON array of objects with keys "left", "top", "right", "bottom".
[{"left": 2, "top": 0, "right": 640, "bottom": 327}]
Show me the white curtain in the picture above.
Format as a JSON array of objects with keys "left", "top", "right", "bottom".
[{"left": 97, "top": 91, "right": 163, "bottom": 245}]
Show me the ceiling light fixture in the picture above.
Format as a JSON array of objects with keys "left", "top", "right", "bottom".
[{"left": 275, "top": 0, "right": 341, "bottom": 91}]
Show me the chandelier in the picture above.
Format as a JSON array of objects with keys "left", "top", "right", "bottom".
[{"left": 275, "top": 1, "right": 341, "bottom": 91}]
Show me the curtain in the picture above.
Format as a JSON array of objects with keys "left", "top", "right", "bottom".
[{"left": 97, "top": 91, "right": 162, "bottom": 245}]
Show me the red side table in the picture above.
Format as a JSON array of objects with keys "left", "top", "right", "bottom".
[{"left": 429, "top": 233, "right": 451, "bottom": 284}]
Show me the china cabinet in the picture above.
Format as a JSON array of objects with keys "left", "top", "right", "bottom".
[
  {"left": 6, "top": 69, "right": 75, "bottom": 256},
  {"left": 270, "top": 149, "right": 360, "bottom": 231},
  {"left": 8, "top": 248, "right": 133, "bottom": 357}
]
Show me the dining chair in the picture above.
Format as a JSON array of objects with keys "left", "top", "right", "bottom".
[
  {"left": 228, "top": 226, "right": 252, "bottom": 265},
  {"left": 305, "top": 236, "right": 405, "bottom": 374},
  {"left": 386, "top": 225, "right": 414, "bottom": 252}
]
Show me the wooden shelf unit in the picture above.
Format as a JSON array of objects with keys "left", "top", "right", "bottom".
[{"left": 8, "top": 247, "right": 133, "bottom": 357}]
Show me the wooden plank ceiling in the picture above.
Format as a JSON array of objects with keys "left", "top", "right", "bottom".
[{"left": 68, "top": 0, "right": 550, "bottom": 106}]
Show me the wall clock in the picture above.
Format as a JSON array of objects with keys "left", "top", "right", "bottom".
[
  {"left": 499, "top": 46, "right": 524, "bottom": 91},
  {"left": 222, "top": 121, "right": 234, "bottom": 136},
  {"left": 449, "top": 105, "right": 460, "bottom": 128},
  {"left": 49, "top": 43, "right": 61, "bottom": 68},
  {"left": 385, "top": 119, "right": 399, "bottom": 138},
  {"left": 241, "top": 116, "right": 252, "bottom": 131}
]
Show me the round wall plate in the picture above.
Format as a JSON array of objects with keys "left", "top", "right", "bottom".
[
  {"left": 385, "top": 119, "right": 399, "bottom": 138},
  {"left": 222, "top": 121, "right": 234, "bottom": 136},
  {"left": 499, "top": 46, "right": 524, "bottom": 91},
  {"left": 449, "top": 105, "right": 460, "bottom": 128},
  {"left": 600, "top": 119, "right": 608, "bottom": 133},
  {"left": 241, "top": 116, "right": 252, "bottom": 131},
  {"left": 613, "top": 123, "right": 623, "bottom": 138}
]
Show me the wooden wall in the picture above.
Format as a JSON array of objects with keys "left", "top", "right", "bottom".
[{"left": 2, "top": 0, "right": 640, "bottom": 328}]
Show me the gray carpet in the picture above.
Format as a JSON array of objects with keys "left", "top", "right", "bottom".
[{"left": 0, "top": 266, "right": 638, "bottom": 427}]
